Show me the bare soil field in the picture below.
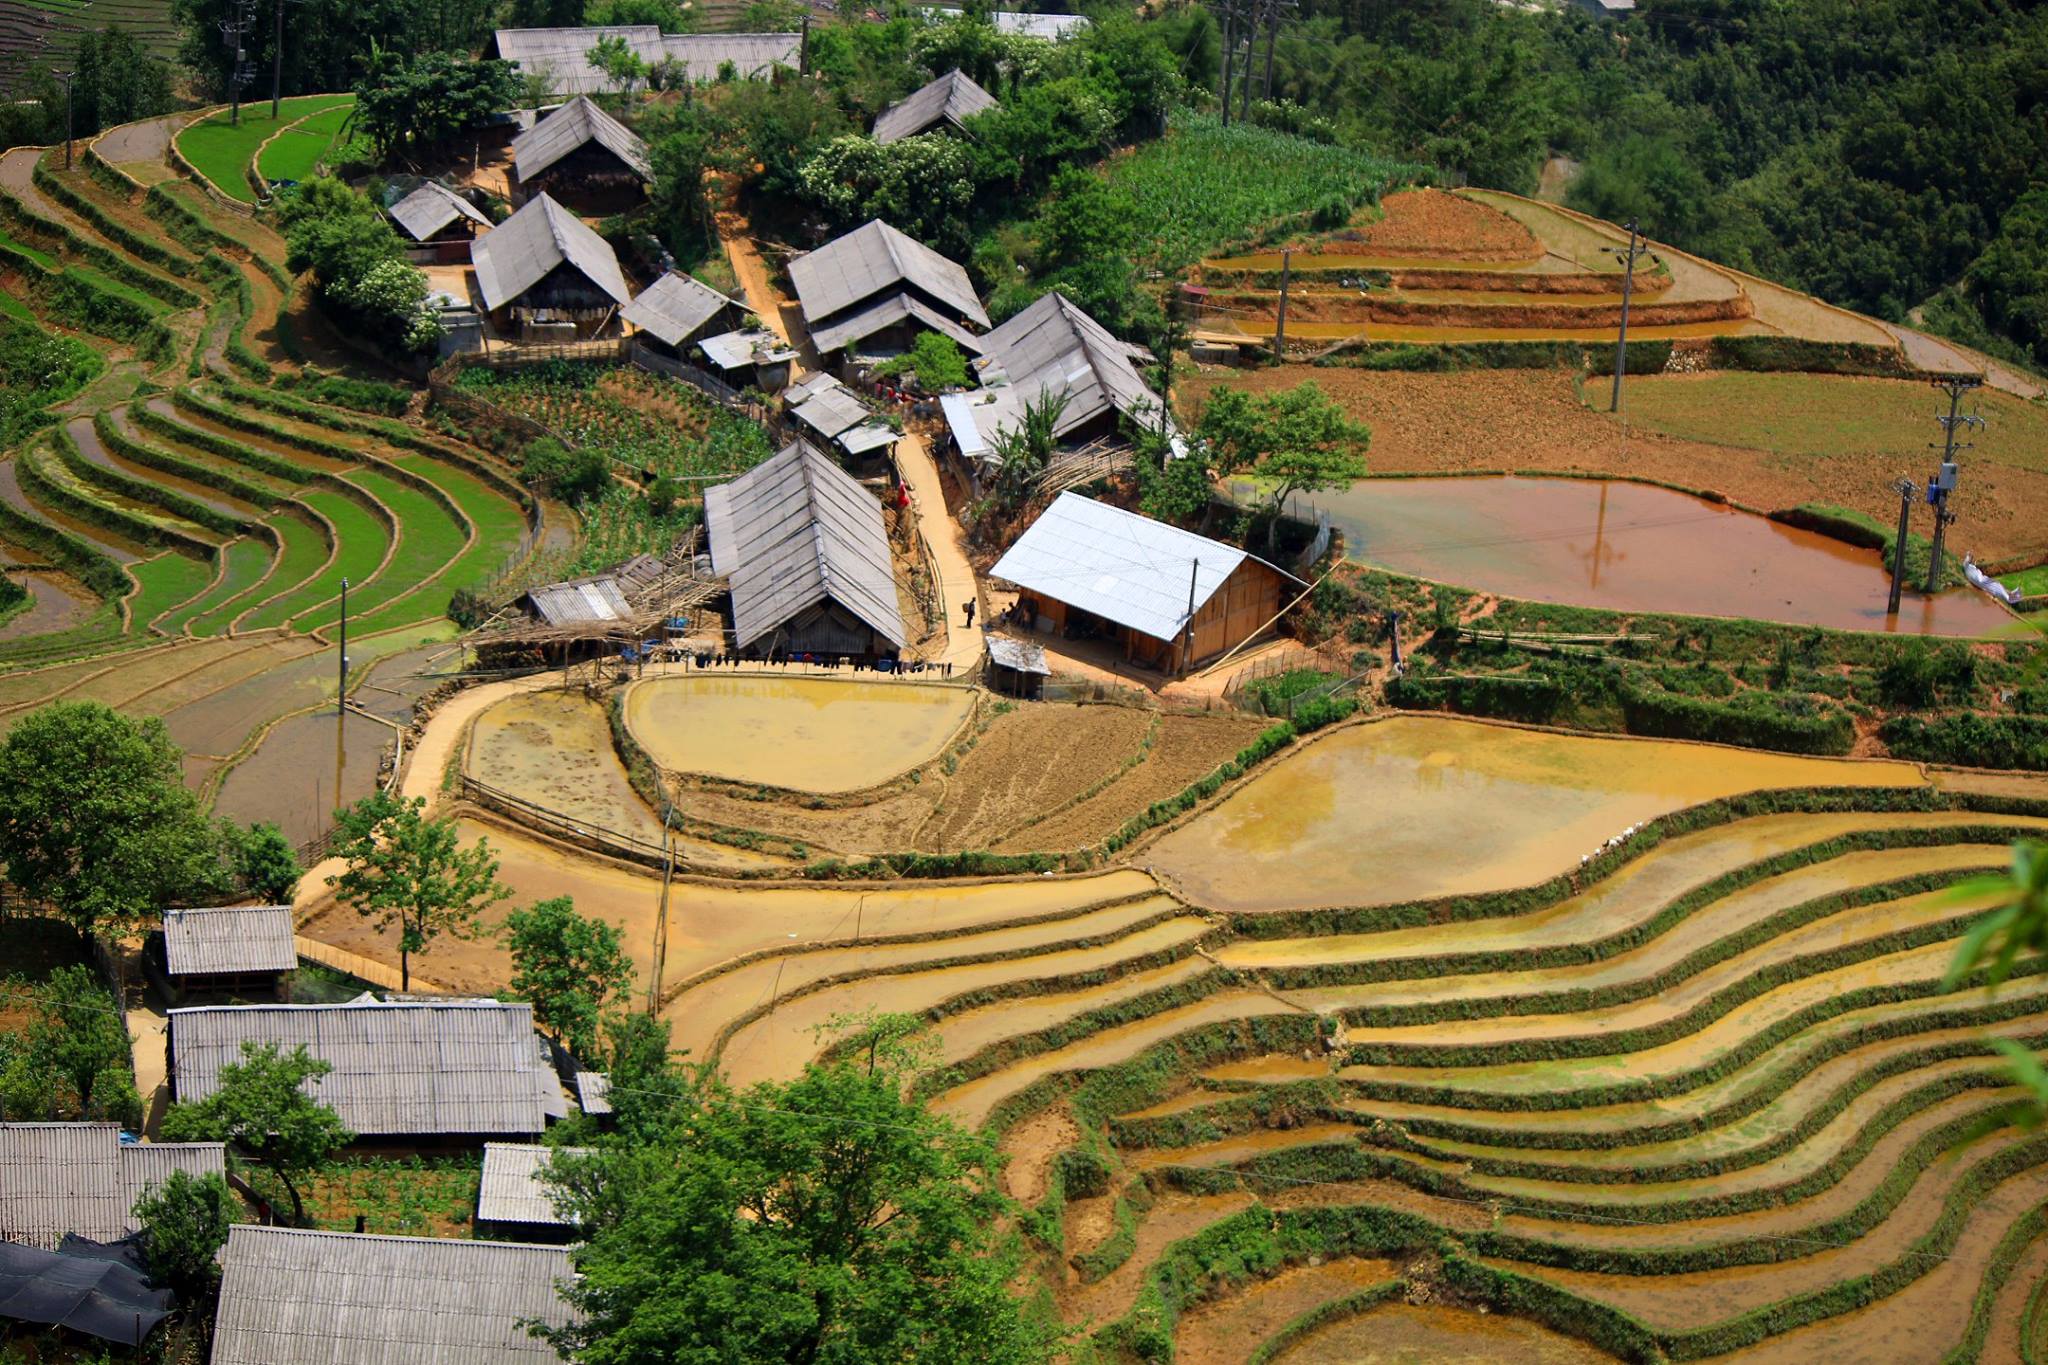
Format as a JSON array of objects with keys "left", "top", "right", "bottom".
[
  {"left": 1174, "top": 1257, "right": 1401, "bottom": 1365},
  {"left": 1177, "top": 365, "right": 2048, "bottom": 565},
  {"left": 1296, "top": 188, "right": 1538, "bottom": 261},
  {"left": 1271, "top": 1301, "right": 1620, "bottom": 1364}
]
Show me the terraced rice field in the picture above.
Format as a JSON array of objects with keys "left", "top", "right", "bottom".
[
  {"left": 622, "top": 673, "right": 976, "bottom": 792},
  {"left": 578, "top": 703, "right": 2048, "bottom": 1361},
  {"left": 175, "top": 96, "right": 355, "bottom": 204}
]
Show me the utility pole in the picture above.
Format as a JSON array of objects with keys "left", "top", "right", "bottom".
[
  {"left": 1217, "top": 0, "right": 1238, "bottom": 127},
  {"left": 1887, "top": 477, "right": 1915, "bottom": 616},
  {"left": 648, "top": 804, "right": 674, "bottom": 1013},
  {"left": 333, "top": 577, "right": 348, "bottom": 816},
  {"left": 1603, "top": 221, "right": 1650, "bottom": 414},
  {"left": 1238, "top": 0, "right": 1259, "bottom": 121},
  {"left": 51, "top": 69, "right": 73, "bottom": 170},
  {"left": 220, "top": 0, "right": 258, "bottom": 127},
  {"left": 1272, "top": 248, "right": 1292, "bottom": 360},
  {"left": 1923, "top": 375, "right": 1983, "bottom": 594},
  {"left": 1180, "top": 559, "right": 1200, "bottom": 674},
  {"left": 1261, "top": 0, "right": 1281, "bottom": 105}
]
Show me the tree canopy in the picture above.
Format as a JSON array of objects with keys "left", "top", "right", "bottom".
[
  {"left": 327, "top": 790, "right": 509, "bottom": 991},
  {"left": 539, "top": 1015, "right": 1055, "bottom": 1365},
  {"left": 352, "top": 49, "right": 519, "bottom": 164},
  {"left": 501, "top": 896, "right": 634, "bottom": 1062},
  {"left": 162, "top": 1041, "right": 353, "bottom": 1227},
  {"left": 1197, "top": 382, "right": 1370, "bottom": 543},
  {"left": 133, "top": 1170, "right": 237, "bottom": 1304}
]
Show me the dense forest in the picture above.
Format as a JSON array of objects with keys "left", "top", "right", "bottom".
[{"left": 1261, "top": 0, "right": 2048, "bottom": 368}]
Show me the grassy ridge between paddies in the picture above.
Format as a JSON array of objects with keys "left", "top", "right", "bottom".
[
  {"left": 162, "top": 534, "right": 273, "bottom": 634},
  {"left": 245, "top": 489, "right": 383, "bottom": 629},
  {"left": 342, "top": 453, "right": 529, "bottom": 638},
  {"left": 175, "top": 95, "right": 355, "bottom": 204},
  {"left": 204, "top": 508, "right": 328, "bottom": 634},
  {"left": 294, "top": 467, "right": 466, "bottom": 631},
  {"left": 255, "top": 101, "right": 357, "bottom": 184},
  {"left": 125, "top": 549, "right": 215, "bottom": 629}
]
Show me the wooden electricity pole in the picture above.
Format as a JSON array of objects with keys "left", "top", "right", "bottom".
[
  {"left": 1604, "top": 221, "right": 1650, "bottom": 414},
  {"left": 1218, "top": 1, "right": 1236, "bottom": 127},
  {"left": 1272, "top": 249, "right": 1292, "bottom": 360},
  {"left": 1923, "top": 375, "right": 1983, "bottom": 594},
  {"left": 1887, "top": 478, "right": 1915, "bottom": 616}
]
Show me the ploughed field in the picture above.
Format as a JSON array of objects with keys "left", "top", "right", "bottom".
[{"left": 632, "top": 713, "right": 2048, "bottom": 1362}]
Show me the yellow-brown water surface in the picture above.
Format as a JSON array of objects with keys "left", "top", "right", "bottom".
[
  {"left": 623, "top": 673, "right": 974, "bottom": 793},
  {"left": 1147, "top": 717, "right": 1923, "bottom": 913}
]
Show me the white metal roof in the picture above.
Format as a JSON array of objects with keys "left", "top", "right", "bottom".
[
  {"left": 389, "top": 182, "right": 493, "bottom": 242},
  {"left": 702, "top": 440, "right": 905, "bottom": 650},
  {"left": 168, "top": 1001, "right": 565, "bottom": 1137},
  {"left": 699, "top": 327, "right": 796, "bottom": 370},
  {"left": 494, "top": 27, "right": 799, "bottom": 95},
  {"left": 620, "top": 271, "right": 740, "bottom": 346},
  {"left": 524, "top": 575, "right": 631, "bottom": 625},
  {"left": 920, "top": 7, "right": 1092, "bottom": 37},
  {"left": 0, "top": 1125, "right": 224, "bottom": 1250},
  {"left": 471, "top": 193, "right": 631, "bottom": 312},
  {"left": 476, "top": 1143, "right": 592, "bottom": 1226},
  {"left": 872, "top": 68, "right": 1000, "bottom": 144},
  {"left": 573, "top": 1071, "right": 611, "bottom": 1114},
  {"left": 512, "top": 95, "right": 651, "bottom": 184},
  {"left": 210, "top": 1226, "right": 575, "bottom": 1364},
  {"left": 162, "top": 905, "right": 296, "bottom": 977},
  {"left": 989, "top": 492, "right": 1301, "bottom": 642},
  {"left": 788, "top": 219, "right": 988, "bottom": 333}
]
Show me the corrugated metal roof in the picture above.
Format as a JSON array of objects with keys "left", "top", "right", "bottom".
[
  {"left": 920, "top": 7, "right": 1092, "bottom": 37},
  {"left": 162, "top": 905, "right": 296, "bottom": 977},
  {"left": 390, "top": 182, "right": 493, "bottom": 242},
  {"left": 703, "top": 441, "right": 906, "bottom": 650},
  {"left": 808, "top": 290, "right": 987, "bottom": 357},
  {"left": 873, "top": 68, "right": 1000, "bottom": 144},
  {"left": 476, "top": 1143, "right": 592, "bottom": 1226},
  {"left": 494, "top": 28, "right": 798, "bottom": 95},
  {"left": 971, "top": 290, "right": 1169, "bottom": 441},
  {"left": 168, "top": 1001, "right": 564, "bottom": 1137},
  {"left": 472, "top": 193, "right": 631, "bottom": 313},
  {"left": 620, "top": 271, "right": 739, "bottom": 346},
  {"left": 512, "top": 95, "right": 651, "bottom": 184},
  {"left": 0, "top": 1125, "right": 224, "bottom": 1250},
  {"left": 788, "top": 219, "right": 988, "bottom": 334},
  {"left": 699, "top": 327, "right": 795, "bottom": 370},
  {"left": 986, "top": 636, "right": 1049, "bottom": 674},
  {"left": 989, "top": 492, "right": 1303, "bottom": 642},
  {"left": 573, "top": 1071, "right": 611, "bottom": 1115},
  {"left": 210, "top": 1225, "right": 575, "bottom": 1364},
  {"left": 785, "top": 374, "right": 899, "bottom": 457},
  {"left": 524, "top": 575, "right": 631, "bottom": 625}
]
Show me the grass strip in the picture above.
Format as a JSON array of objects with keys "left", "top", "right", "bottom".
[
  {"left": 207, "top": 507, "right": 328, "bottom": 634},
  {"left": 293, "top": 468, "right": 463, "bottom": 630},
  {"left": 56, "top": 421, "right": 248, "bottom": 538},
  {"left": 262, "top": 486, "right": 387, "bottom": 628},
  {"left": 126, "top": 549, "right": 217, "bottom": 631},
  {"left": 95, "top": 410, "right": 282, "bottom": 508},
  {"left": 161, "top": 534, "right": 273, "bottom": 635},
  {"left": 132, "top": 403, "right": 313, "bottom": 483}
]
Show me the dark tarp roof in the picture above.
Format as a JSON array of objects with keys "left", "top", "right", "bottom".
[{"left": 0, "top": 1236, "right": 171, "bottom": 1346}]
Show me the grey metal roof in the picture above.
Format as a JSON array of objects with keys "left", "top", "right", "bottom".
[
  {"left": 390, "top": 182, "right": 493, "bottom": 242},
  {"left": 513, "top": 95, "right": 651, "bottom": 184},
  {"left": 162, "top": 905, "right": 296, "bottom": 977},
  {"left": 494, "top": 28, "right": 798, "bottom": 95},
  {"left": 986, "top": 636, "right": 1049, "bottom": 674},
  {"left": 702, "top": 441, "right": 906, "bottom": 650},
  {"left": 784, "top": 374, "right": 899, "bottom": 456},
  {"left": 872, "top": 68, "right": 1000, "bottom": 144},
  {"left": 472, "top": 193, "right": 631, "bottom": 313},
  {"left": 699, "top": 327, "right": 796, "bottom": 370},
  {"left": 973, "top": 290, "right": 1169, "bottom": 439},
  {"left": 524, "top": 575, "right": 631, "bottom": 626},
  {"left": 573, "top": 1071, "right": 611, "bottom": 1115},
  {"left": 808, "top": 290, "right": 987, "bottom": 357},
  {"left": 476, "top": 1143, "right": 592, "bottom": 1226},
  {"left": 620, "top": 271, "right": 740, "bottom": 346},
  {"left": 168, "top": 1001, "right": 565, "bottom": 1137},
  {"left": 210, "top": 1225, "right": 575, "bottom": 1364},
  {"left": 0, "top": 1125, "right": 224, "bottom": 1250},
  {"left": 788, "top": 219, "right": 988, "bottom": 334},
  {"left": 989, "top": 492, "right": 1304, "bottom": 643}
]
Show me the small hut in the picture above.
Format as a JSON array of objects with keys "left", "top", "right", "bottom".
[
  {"left": 471, "top": 193, "right": 632, "bottom": 341},
  {"left": 475, "top": 1142, "right": 592, "bottom": 1240},
  {"left": 788, "top": 219, "right": 989, "bottom": 362},
  {"left": 699, "top": 326, "right": 796, "bottom": 392},
  {"left": 985, "top": 636, "right": 1049, "bottom": 699},
  {"left": 783, "top": 372, "right": 899, "bottom": 462},
  {"left": 147, "top": 904, "right": 296, "bottom": 1003},
  {"left": 511, "top": 95, "right": 650, "bottom": 207},
  {"left": 388, "top": 182, "right": 493, "bottom": 264},
  {"left": 622, "top": 272, "right": 745, "bottom": 359},
  {"left": 872, "top": 69, "right": 999, "bottom": 144}
]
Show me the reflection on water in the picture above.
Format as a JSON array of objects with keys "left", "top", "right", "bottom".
[{"left": 1261, "top": 475, "right": 2015, "bottom": 636}]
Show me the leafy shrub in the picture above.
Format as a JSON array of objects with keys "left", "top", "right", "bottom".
[
  {"left": 1879, "top": 714, "right": 2048, "bottom": 771},
  {"left": 1876, "top": 641, "right": 1978, "bottom": 708},
  {"left": 520, "top": 437, "right": 612, "bottom": 506},
  {"left": 1622, "top": 685, "right": 1855, "bottom": 755},
  {"left": 873, "top": 331, "right": 972, "bottom": 391}
]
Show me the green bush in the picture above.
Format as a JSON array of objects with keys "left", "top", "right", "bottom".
[
  {"left": 1880, "top": 713, "right": 2048, "bottom": 771},
  {"left": 1708, "top": 336, "right": 1912, "bottom": 376},
  {"left": 872, "top": 331, "right": 971, "bottom": 391},
  {"left": 1620, "top": 684, "right": 1854, "bottom": 755},
  {"left": 281, "top": 371, "right": 412, "bottom": 416},
  {"left": 1875, "top": 640, "right": 1977, "bottom": 708}
]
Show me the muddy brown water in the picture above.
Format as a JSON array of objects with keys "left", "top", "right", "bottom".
[
  {"left": 623, "top": 673, "right": 974, "bottom": 793},
  {"left": 1174, "top": 1258, "right": 1402, "bottom": 1365},
  {"left": 0, "top": 537, "right": 98, "bottom": 640},
  {"left": 1289, "top": 474, "right": 2018, "bottom": 635},
  {"left": 1150, "top": 716, "right": 1922, "bottom": 914},
  {"left": 1270, "top": 1301, "right": 1619, "bottom": 1364}
]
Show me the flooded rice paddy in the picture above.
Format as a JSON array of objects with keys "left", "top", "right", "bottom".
[
  {"left": 1291, "top": 475, "right": 2017, "bottom": 635},
  {"left": 1148, "top": 715, "right": 1921, "bottom": 913},
  {"left": 622, "top": 673, "right": 974, "bottom": 792}
]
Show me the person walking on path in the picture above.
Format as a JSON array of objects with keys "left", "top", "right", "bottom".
[{"left": 962, "top": 599, "right": 976, "bottom": 628}]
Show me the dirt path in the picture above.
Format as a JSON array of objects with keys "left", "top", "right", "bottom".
[
  {"left": 93, "top": 111, "right": 199, "bottom": 174},
  {"left": 396, "top": 671, "right": 566, "bottom": 811},
  {"left": 895, "top": 430, "right": 982, "bottom": 669},
  {"left": 0, "top": 144, "right": 58, "bottom": 216},
  {"left": 1881, "top": 320, "right": 2044, "bottom": 400},
  {"left": 714, "top": 211, "right": 817, "bottom": 367}
]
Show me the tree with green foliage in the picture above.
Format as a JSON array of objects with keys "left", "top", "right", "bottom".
[
  {"left": 588, "top": 0, "right": 695, "bottom": 31},
  {"left": 327, "top": 791, "right": 510, "bottom": 992},
  {"left": 277, "top": 177, "right": 442, "bottom": 356},
  {"left": 538, "top": 1014, "right": 1055, "bottom": 1365},
  {"left": 590, "top": 35, "right": 653, "bottom": 103},
  {"left": 874, "top": 331, "right": 971, "bottom": 391},
  {"left": 162, "top": 1042, "right": 352, "bottom": 1227},
  {"left": 646, "top": 112, "right": 716, "bottom": 255},
  {"left": 796, "top": 133, "right": 982, "bottom": 256},
  {"left": 132, "top": 1169, "right": 236, "bottom": 1303},
  {"left": 22, "top": 27, "right": 174, "bottom": 144},
  {"left": 352, "top": 48, "right": 520, "bottom": 164},
  {"left": 1133, "top": 430, "right": 1213, "bottom": 529},
  {"left": 172, "top": 0, "right": 499, "bottom": 100},
  {"left": 500, "top": 897, "right": 633, "bottom": 1062},
  {"left": 0, "top": 702, "right": 225, "bottom": 936},
  {"left": 521, "top": 436, "right": 612, "bottom": 506},
  {"left": 1196, "top": 383, "right": 1370, "bottom": 548},
  {"left": 23, "top": 965, "right": 135, "bottom": 1122},
  {"left": 226, "top": 822, "right": 303, "bottom": 903},
  {"left": 1967, "top": 188, "right": 2048, "bottom": 371},
  {"left": 987, "top": 389, "right": 1070, "bottom": 512}
]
